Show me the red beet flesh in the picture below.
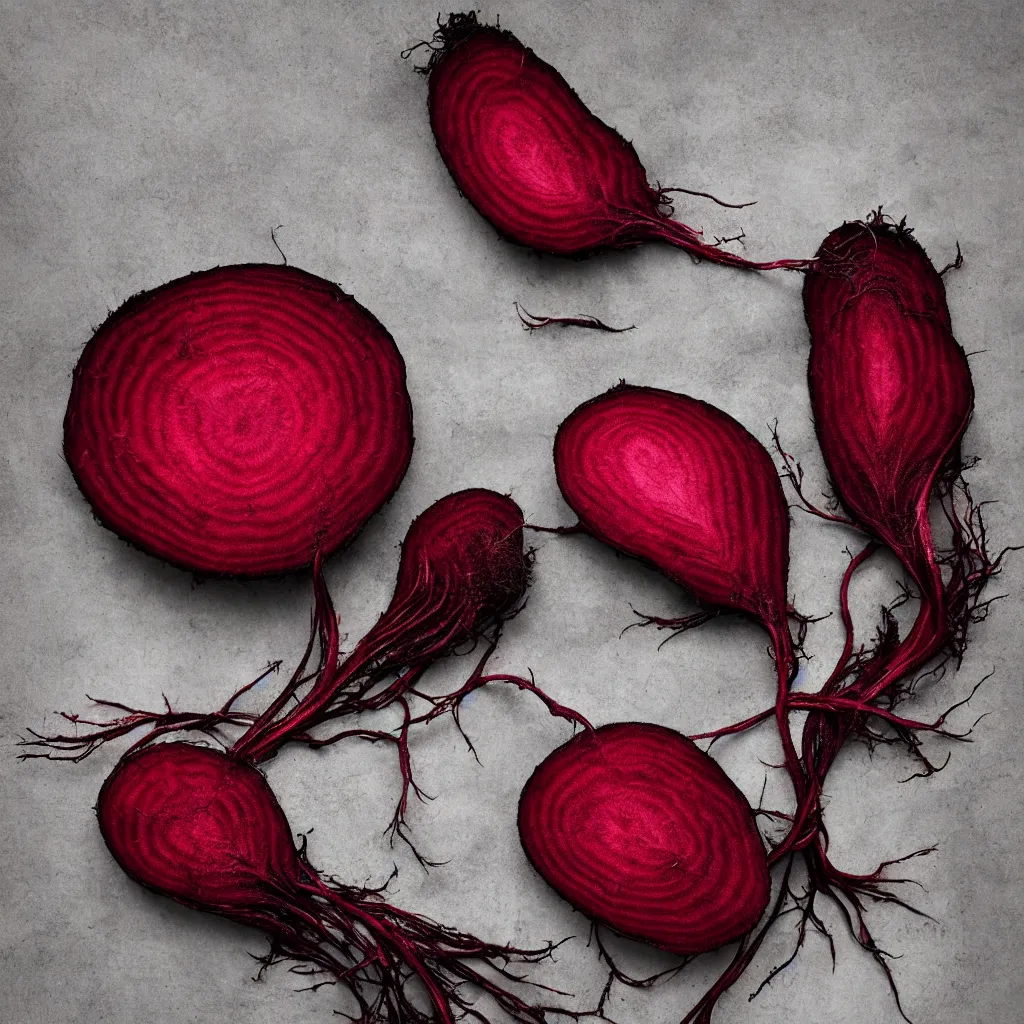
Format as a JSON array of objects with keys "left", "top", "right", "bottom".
[
  {"left": 65, "top": 264, "right": 413, "bottom": 577},
  {"left": 554, "top": 384, "right": 791, "bottom": 626},
  {"left": 98, "top": 742, "right": 567, "bottom": 1024},
  {"left": 519, "top": 723, "right": 769, "bottom": 955},
  {"left": 805, "top": 213, "right": 973, "bottom": 569},
  {"left": 416, "top": 13, "right": 812, "bottom": 270}
]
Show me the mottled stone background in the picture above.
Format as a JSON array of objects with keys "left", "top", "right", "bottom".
[{"left": 2, "top": 1, "right": 1022, "bottom": 1022}]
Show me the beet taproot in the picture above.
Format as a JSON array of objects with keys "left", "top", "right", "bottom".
[
  {"left": 410, "top": 13, "right": 812, "bottom": 271},
  {"left": 65, "top": 264, "right": 413, "bottom": 577}
]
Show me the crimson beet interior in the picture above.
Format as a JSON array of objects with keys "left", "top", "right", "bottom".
[
  {"left": 65, "top": 264, "right": 413, "bottom": 577},
  {"left": 97, "top": 740, "right": 301, "bottom": 905},
  {"left": 97, "top": 741, "right": 571, "bottom": 1024},
  {"left": 415, "top": 13, "right": 812, "bottom": 270},
  {"left": 518, "top": 722, "right": 769, "bottom": 955},
  {"left": 804, "top": 212, "right": 973, "bottom": 568},
  {"left": 554, "top": 384, "right": 791, "bottom": 624}
]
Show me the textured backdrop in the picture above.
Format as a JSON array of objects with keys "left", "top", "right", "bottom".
[{"left": 2, "top": 1, "right": 1022, "bottom": 1022}]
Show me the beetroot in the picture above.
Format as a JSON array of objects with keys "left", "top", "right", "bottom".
[
  {"left": 27, "top": 489, "right": 588, "bottom": 839},
  {"left": 774, "top": 213, "right": 1005, "bottom": 902},
  {"left": 98, "top": 741, "right": 564, "bottom": 1024},
  {"left": 65, "top": 264, "right": 413, "bottom": 577},
  {"left": 553, "top": 383, "right": 806, "bottom": 814},
  {"left": 805, "top": 211, "right": 972, "bottom": 582},
  {"left": 518, "top": 722, "right": 769, "bottom": 955},
  {"left": 555, "top": 385, "right": 791, "bottom": 625},
  {"left": 232, "top": 487, "right": 541, "bottom": 765},
  {"left": 677, "top": 214, "right": 1008, "bottom": 1022},
  {"left": 410, "top": 13, "right": 813, "bottom": 271}
]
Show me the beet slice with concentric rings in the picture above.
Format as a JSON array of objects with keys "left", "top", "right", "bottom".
[
  {"left": 554, "top": 384, "right": 791, "bottom": 625},
  {"left": 97, "top": 741, "right": 571, "bottom": 1024},
  {"left": 65, "top": 264, "right": 413, "bottom": 577},
  {"left": 518, "top": 722, "right": 769, "bottom": 955},
  {"left": 804, "top": 211, "right": 973, "bottom": 571},
  {"left": 412, "top": 13, "right": 813, "bottom": 271}
]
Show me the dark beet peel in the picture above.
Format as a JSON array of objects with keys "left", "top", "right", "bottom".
[
  {"left": 98, "top": 742, "right": 568, "bottom": 1024},
  {"left": 65, "top": 264, "right": 413, "bottom": 577},
  {"left": 410, "top": 13, "right": 813, "bottom": 271},
  {"left": 519, "top": 722, "right": 769, "bottom": 956}
]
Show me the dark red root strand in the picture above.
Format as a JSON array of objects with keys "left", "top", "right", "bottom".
[
  {"left": 412, "top": 13, "right": 817, "bottom": 271},
  {"left": 97, "top": 743, "right": 606, "bottom": 1024},
  {"left": 514, "top": 303, "right": 636, "bottom": 334},
  {"left": 25, "top": 495, "right": 592, "bottom": 856},
  {"left": 619, "top": 607, "right": 719, "bottom": 649},
  {"left": 657, "top": 186, "right": 757, "bottom": 210}
]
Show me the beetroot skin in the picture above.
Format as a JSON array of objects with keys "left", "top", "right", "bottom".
[
  {"left": 98, "top": 742, "right": 565, "bottom": 1024},
  {"left": 412, "top": 13, "right": 812, "bottom": 271},
  {"left": 65, "top": 264, "right": 413, "bottom": 577},
  {"left": 518, "top": 722, "right": 769, "bottom": 955}
]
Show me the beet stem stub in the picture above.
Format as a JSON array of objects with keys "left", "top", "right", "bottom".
[
  {"left": 65, "top": 264, "right": 414, "bottom": 577},
  {"left": 518, "top": 722, "right": 770, "bottom": 955},
  {"left": 415, "top": 13, "right": 814, "bottom": 270}
]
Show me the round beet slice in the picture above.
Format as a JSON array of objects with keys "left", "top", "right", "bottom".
[
  {"left": 518, "top": 722, "right": 769, "bottom": 955},
  {"left": 65, "top": 264, "right": 414, "bottom": 577}
]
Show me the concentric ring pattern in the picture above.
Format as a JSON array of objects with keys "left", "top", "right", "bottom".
[
  {"left": 97, "top": 743, "right": 300, "bottom": 907},
  {"left": 64, "top": 265, "right": 414, "bottom": 576},
  {"left": 428, "top": 26, "right": 662, "bottom": 256},
  {"left": 518, "top": 722, "right": 770, "bottom": 954},
  {"left": 555, "top": 385, "right": 789, "bottom": 617},
  {"left": 804, "top": 223, "right": 973, "bottom": 553}
]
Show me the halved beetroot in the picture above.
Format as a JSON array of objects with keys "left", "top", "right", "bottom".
[
  {"left": 518, "top": 722, "right": 769, "bottom": 955},
  {"left": 65, "top": 264, "right": 413, "bottom": 577}
]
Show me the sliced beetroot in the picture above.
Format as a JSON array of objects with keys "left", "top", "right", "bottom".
[
  {"left": 804, "top": 212, "right": 973, "bottom": 568},
  {"left": 98, "top": 741, "right": 566, "bottom": 1024},
  {"left": 97, "top": 741, "right": 301, "bottom": 906},
  {"left": 518, "top": 722, "right": 769, "bottom": 955},
  {"left": 554, "top": 384, "right": 791, "bottom": 626},
  {"left": 65, "top": 264, "right": 413, "bottom": 577},
  {"left": 413, "top": 13, "right": 812, "bottom": 271}
]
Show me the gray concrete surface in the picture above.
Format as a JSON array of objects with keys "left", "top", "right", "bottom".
[{"left": 2, "top": 1, "right": 1022, "bottom": 1021}]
